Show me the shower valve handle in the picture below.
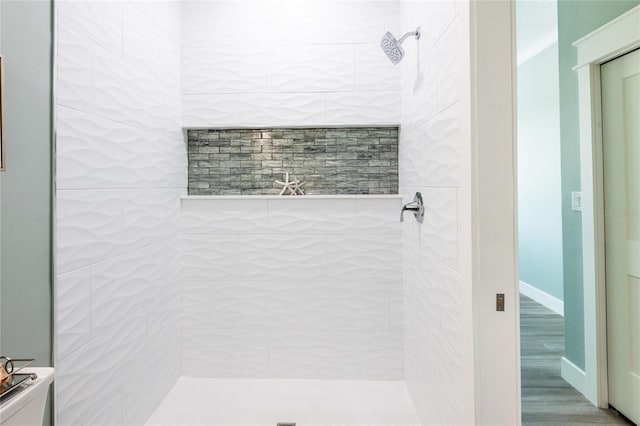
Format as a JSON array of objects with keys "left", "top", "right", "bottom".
[{"left": 400, "top": 192, "right": 425, "bottom": 223}]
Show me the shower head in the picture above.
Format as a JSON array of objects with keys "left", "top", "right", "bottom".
[{"left": 380, "top": 27, "right": 421, "bottom": 65}]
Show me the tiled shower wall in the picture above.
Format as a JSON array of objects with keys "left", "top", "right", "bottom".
[
  {"left": 181, "top": 1, "right": 401, "bottom": 127},
  {"left": 54, "top": 2, "right": 186, "bottom": 425},
  {"left": 399, "top": 1, "right": 474, "bottom": 425},
  {"left": 188, "top": 127, "right": 398, "bottom": 195},
  {"left": 180, "top": 196, "right": 404, "bottom": 379}
]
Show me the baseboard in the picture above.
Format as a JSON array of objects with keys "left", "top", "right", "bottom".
[
  {"left": 561, "top": 357, "right": 587, "bottom": 396},
  {"left": 519, "top": 280, "right": 564, "bottom": 316}
]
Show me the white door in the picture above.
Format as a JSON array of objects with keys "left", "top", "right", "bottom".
[{"left": 601, "top": 48, "right": 640, "bottom": 425}]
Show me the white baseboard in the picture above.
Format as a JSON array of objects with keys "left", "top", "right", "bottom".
[
  {"left": 561, "top": 357, "right": 587, "bottom": 396},
  {"left": 519, "top": 280, "right": 564, "bottom": 316}
]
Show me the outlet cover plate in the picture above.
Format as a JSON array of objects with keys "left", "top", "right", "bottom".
[{"left": 571, "top": 191, "right": 582, "bottom": 212}]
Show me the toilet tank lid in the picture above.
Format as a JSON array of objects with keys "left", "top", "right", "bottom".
[{"left": 0, "top": 367, "right": 54, "bottom": 423}]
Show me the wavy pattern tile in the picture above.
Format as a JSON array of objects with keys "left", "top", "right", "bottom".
[
  {"left": 268, "top": 45, "right": 356, "bottom": 92},
  {"left": 181, "top": 234, "right": 237, "bottom": 280},
  {"left": 202, "top": 282, "right": 391, "bottom": 331},
  {"left": 56, "top": 0, "right": 123, "bottom": 56},
  {"left": 417, "top": 187, "right": 458, "bottom": 271},
  {"left": 294, "top": 2, "right": 387, "bottom": 45},
  {"left": 144, "top": 136, "right": 188, "bottom": 189},
  {"left": 266, "top": 198, "right": 358, "bottom": 234},
  {"left": 56, "top": 267, "right": 92, "bottom": 360},
  {"left": 180, "top": 1, "right": 209, "bottom": 47},
  {"left": 182, "top": 47, "right": 268, "bottom": 93},
  {"left": 92, "top": 47, "right": 165, "bottom": 132},
  {"left": 238, "top": 93, "right": 326, "bottom": 126},
  {"left": 55, "top": 2, "right": 184, "bottom": 425},
  {"left": 400, "top": 0, "right": 456, "bottom": 80},
  {"left": 436, "top": 18, "right": 463, "bottom": 111},
  {"left": 181, "top": 1, "right": 387, "bottom": 48},
  {"left": 160, "top": 237, "right": 184, "bottom": 300},
  {"left": 400, "top": 53, "right": 439, "bottom": 131},
  {"left": 327, "top": 235, "right": 403, "bottom": 282},
  {"left": 269, "top": 331, "right": 402, "bottom": 379},
  {"left": 326, "top": 92, "right": 401, "bottom": 124},
  {"left": 389, "top": 284, "right": 404, "bottom": 331},
  {"left": 182, "top": 329, "right": 270, "bottom": 378},
  {"left": 359, "top": 331, "right": 405, "bottom": 379},
  {"left": 295, "top": 284, "right": 391, "bottom": 331},
  {"left": 56, "top": 315, "right": 145, "bottom": 425},
  {"left": 183, "top": 234, "right": 327, "bottom": 282},
  {"left": 181, "top": 199, "right": 268, "bottom": 234},
  {"left": 181, "top": 94, "right": 239, "bottom": 127},
  {"left": 182, "top": 281, "right": 211, "bottom": 328},
  {"left": 269, "top": 331, "right": 363, "bottom": 379},
  {"left": 356, "top": 43, "right": 401, "bottom": 92},
  {"left": 56, "top": 24, "right": 92, "bottom": 112},
  {"left": 124, "top": 307, "right": 181, "bottom": 425},
  {"left": 152, "top": 2, "right": 181, "bottom": 44},
  {"left": 56, "top": 107, "right": 149, "bottom": 189},
  {"left": 123, "top": 4, "right": 178, "bottom": 75},
  {"left": 91, "top": 244, "right": 166, "bottom": 336},
  {"left": 122, "top": 189, "right": 181, "bottom": 251},
  {"left": 179, "top": 198, "right": 403, "bottom": 380},
  {"left": 355, "top": 198, "right": 403, "bottom": 235},
  {"left": 232, "top": 233, "right": 328, "bottom": 282},
  {"left": 209, "top": 283, "right": 296, "bottom": 330},
  {"left": 83, "top": 393, "right": 122, "bottom": 426},
  {"left": 385, "top": 1, "right": 402, "bottom": 37},
  {"left": 181, "top": 1, "right": 400, "bottom": 128},
  {"left": 399, "top": 105, "right": 461, "bottom": 188},
  {"left": 400, "top": 1, "right": 469, "bottom": 423},
  {"left": 207, "top": 1, "right": 278, "bottom": 46},
  {"left": 56, "top": 189, "right": 124, "bottom": 273}
]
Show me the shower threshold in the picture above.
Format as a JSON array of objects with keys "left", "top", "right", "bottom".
[{"left": 145, "top": 378, "right": 420, "bottom": 426}]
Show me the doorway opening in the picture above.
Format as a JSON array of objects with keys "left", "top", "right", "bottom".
[{"left": 516, "top": 1, "right": 639, "bottom": 424}]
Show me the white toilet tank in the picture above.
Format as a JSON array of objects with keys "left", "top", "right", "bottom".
[{"left": 0, "top": 368, "right": 54, "bottom": 426}]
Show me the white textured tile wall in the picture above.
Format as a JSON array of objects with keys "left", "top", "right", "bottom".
[
  {"left": 399, "top": 1, "right": 474, "bottom": 425},
  {"left": 180, "top": 197, "right": 403, "bottom": 380},
  {"left": 181, "top": 1, "right": 401, "bottom": 127},
  {"left": 54, "top": 1, "right": 185, "bottom": 425}
]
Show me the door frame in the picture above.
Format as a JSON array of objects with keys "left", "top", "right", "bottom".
[{"left": 574, "top": 4, "right": 640, "bottom": 408}]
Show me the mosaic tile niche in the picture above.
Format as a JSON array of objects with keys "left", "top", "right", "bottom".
[{"left": 188, "top": 127, "right": 399, "bottom": 195}]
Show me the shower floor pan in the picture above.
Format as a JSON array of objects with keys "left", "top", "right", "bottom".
[{"left": 146, "top": 378, "right": 420, "bottom": 426}]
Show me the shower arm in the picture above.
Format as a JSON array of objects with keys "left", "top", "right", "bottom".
[{"left": 397, "top": 27, "right": 421, "bottom": 44}]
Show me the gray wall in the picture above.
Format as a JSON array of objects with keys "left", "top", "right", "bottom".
[
  {"left": 557, "top": 0, "right": 639, "bottom": 371},
  {"left": 0, "top": 1, "right": 53, "bottom": 424}
]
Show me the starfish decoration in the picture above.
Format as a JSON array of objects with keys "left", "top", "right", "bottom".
[{"left": 275, "top": 172, "right": 306, "bottom": 196}]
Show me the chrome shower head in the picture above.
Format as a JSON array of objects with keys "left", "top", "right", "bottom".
[{"left": 380, "top": 27, "right": 421, "bottom": 65}]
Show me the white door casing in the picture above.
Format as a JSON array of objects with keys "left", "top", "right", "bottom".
[
  {"left": 601, "top": 48, "right": 640, "bottom": 424},
  {"left": 574, "top": 5, "right": 640, "bottom": 408}
]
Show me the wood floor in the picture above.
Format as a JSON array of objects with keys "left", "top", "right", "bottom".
[{"left": 520, "top": 295, "right": 633, "bottom": 425}]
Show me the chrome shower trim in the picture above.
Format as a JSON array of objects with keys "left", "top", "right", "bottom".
[
  {"left": 400, "top": 192, "right": 425, "bottom": 223},
  {"left": 380, "top": 26, "right": 421, "bottom": 65},
  {"left": 398, "top": 26, "right": 421, "bottom": 44}
]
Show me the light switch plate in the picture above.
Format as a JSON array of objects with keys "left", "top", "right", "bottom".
[{"left": 571, "top": 191, "right": 582, "bottom": 211}]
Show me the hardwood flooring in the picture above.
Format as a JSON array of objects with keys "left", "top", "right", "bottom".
[{"left": 520, "top": 295, "right": 633, "bottom": 425}]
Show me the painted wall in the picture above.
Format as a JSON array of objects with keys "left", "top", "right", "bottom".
[
  {"left": 180, "top": 196, "right": 403, "bottom": 379},
  {"left": 557, "top": 0, "right": 639, "bottom": 371},
  {"left": 399, "top": 1, "right": 475, "bottom": 424},
  {"left": 517, "top": 41, "right": 564, "bottom": 301},
  {"left": 54, "top": 1, "right": 186, "bottom": 424},
  {"left": 0, "top": 1, "right": 53, "bottom": 424},
  {"left": 181, "top": 1, "right": 401, "bottom": 128}
]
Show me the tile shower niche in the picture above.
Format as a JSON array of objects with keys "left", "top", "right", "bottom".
[{"left": 188, "top": 127, "right": 399, "bottom": 195}]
